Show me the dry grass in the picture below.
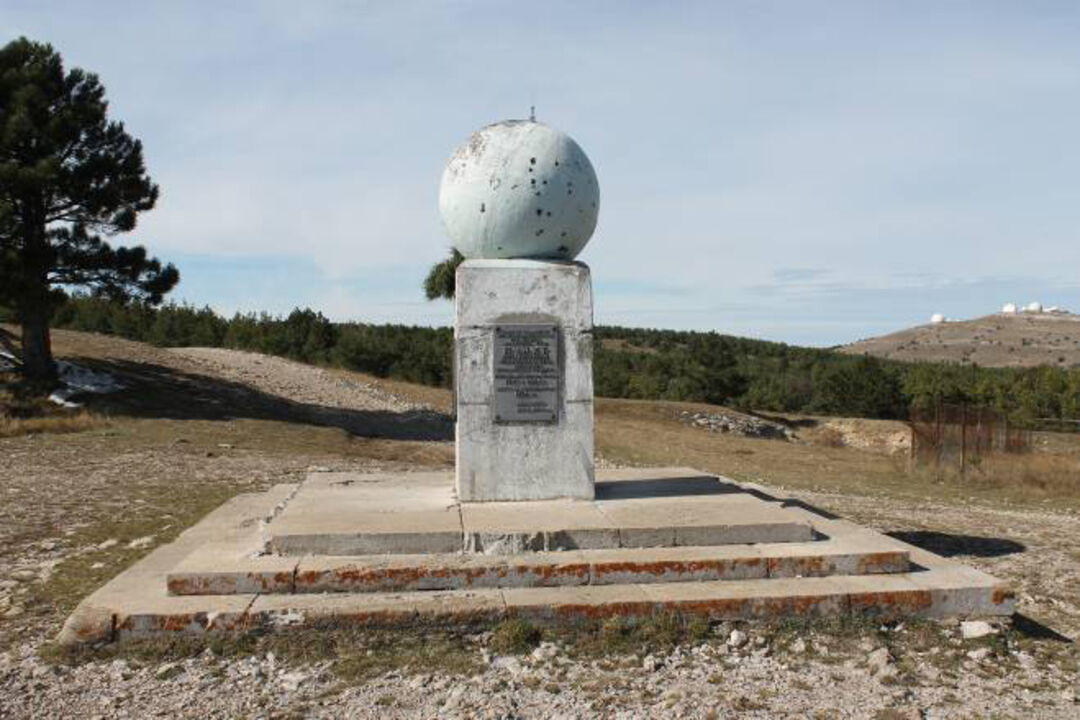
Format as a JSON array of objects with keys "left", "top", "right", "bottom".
[
  {"left": 44, "top": 622, "right": 485, "bottom": 682},
  {"left": 326, "top": 367, "right": 454, "bottom": 415},
  {"left": 490, "top": 618, "right": 542, "bottom": 654},
  {"left": 0, "top": 379, "right": 107, "bottom": 438},
  {"left": 922, "top": 452, "right": 1080, "bottom": 496},
  {"left": 0, "top": 409, "right": 104, "bottom": 438},
  {"left": 595, "top": 397, "right": 1080, "bottom": 511},
  {"left": 26, "top": 481, "right": 245, "bottom": 623},
  {"left": 46, "top": 612, "right": 722, "bottom": 672},
  {"left": 811, "top": 426, "right": 847, "bottom": 448},
  {"left": 840, "top": 312, "right": 1080, "bottom": 368}
]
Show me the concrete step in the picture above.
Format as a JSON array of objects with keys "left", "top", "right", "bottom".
[
  {"left": 56, "top": 475, "right": 1016, "bottom": 647},
  {"left": 89, "top": 562, "right": 1014, "bottom": 644},
  {"left": 265, "top": 469, "right": 815, "bottom": 556},
  {"left": 166, "top": 540, "right": 911, "bottom": 596}
]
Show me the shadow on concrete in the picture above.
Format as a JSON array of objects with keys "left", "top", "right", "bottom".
[
  {"left": 601, "top": 474, "right": 850, "bottom": 520},
  {"left": 596, "top": 474, "right": 745, "bottom": 500},
  {"left": 721, "top": 481, "right": 845, "bottom": 520},
  {"left": 777, "top": 499, "right": 842, "bottom": 520},
  {"left": 1013, "top": 613, "right": 1074, "bottom": 643},
  {"left": 70, "top": 356, "right": 454, "bottom": 442},
  {"left": 887, "top": 531, "right": 1026, "bottom": 558}
]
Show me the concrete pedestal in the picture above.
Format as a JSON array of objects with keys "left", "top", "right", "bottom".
[
  {"left": 455, "top": 259, "right": 594, "bottom": 501},
  {"left": 57, "top": 468, "right": 1016, "bottom": 646}
]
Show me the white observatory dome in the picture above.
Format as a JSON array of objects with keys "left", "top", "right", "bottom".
[
  {"left": 438, "top": 120, "right": 599, "bottom": 260},
  {"left": 930, "top": 313, "right": 945, "bottom": 324},
  {"left": 1001, "top": 303, "right": 1018, "bottom": 314},
  {"left": 1025, "top": 301, "right": 1043, "bottom": 313}
]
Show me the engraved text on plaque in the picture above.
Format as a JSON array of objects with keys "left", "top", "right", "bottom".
[{"left": 493, "top": 324, "right": 559, "bottom": 423}]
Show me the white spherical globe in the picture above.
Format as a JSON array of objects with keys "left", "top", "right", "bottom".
[{"left": 438, "top": 120, "right": 599, "bottom": 260}]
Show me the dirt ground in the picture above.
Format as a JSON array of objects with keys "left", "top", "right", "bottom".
[{"left": 1, "top": 329, "right": 1079, "bottom": 718}]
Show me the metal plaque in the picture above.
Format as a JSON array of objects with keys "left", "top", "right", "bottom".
[{"left": 493, "top": 324, "right": 559, "bottom": 423}]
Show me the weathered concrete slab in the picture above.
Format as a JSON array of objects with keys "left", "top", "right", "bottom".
[
  {"left": 502, "top": 583, "right": 653, "bottom": 622},
  {"left": 171, "top": 542, "right": 911, "bottom": 596},
  {"left": 57, "top": 485, "right": 298, "bottom": 645},
  {"left": 840, "top": 574, "right": 935, "bottom": 616},
  {"left": 167, "top": 543, "right": 299, "bottom": 595},
  {"left": 250, "top": 588, "right": 507, "bottom": 628},
  {"left": 267, "top": 471, "right": 462, "bottom": 555},
  {"left": 638, "top": 577, "right": 850, "bottom": 619},
  {"left": 896, "top": 547, "right": 1015, "bottom": 618},
  {"left": 758, "top": 536, "right": 910, "bottom": 578},
  {"left": 586, "top": 546, "right": 770, "bottom": 585},
  {"left": 70, "top": 563, "right": 1012, "bottom": 644},
  {"left": 461, "top": 468, "right": 813, "bottom": 551},
  {"left": 460, "top": 499, "right": 618, "bottom": 552},
  {"left": 291, "top": 551, "right": 593, "bottom": 594},
  {"left": 57, "top": 469, "right": 1014, "bottom": 646},
  {"left": 266, "top": 468, "right": 815, "bottom": 556}
]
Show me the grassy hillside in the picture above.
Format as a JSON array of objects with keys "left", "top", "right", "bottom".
[{"left": 841, "top": 312, "right": 1080, "bottom": 368}]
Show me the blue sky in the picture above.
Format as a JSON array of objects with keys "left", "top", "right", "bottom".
[{"left": 7, "top": 1, "right": 1080, "bottom": 346}]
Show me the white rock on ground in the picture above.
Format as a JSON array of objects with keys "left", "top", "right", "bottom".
[
  {"left": 866, "top": 647, "right": 893, "bottom": 676},
  {"left": 961, "top": 620, "right": 998, "bottom": 640}
]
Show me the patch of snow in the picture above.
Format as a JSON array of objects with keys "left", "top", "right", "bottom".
[
  {"left": 57, "top": 361, "right": 124, "bottom": 393},
  {"left": 48, "top": 361, "right": 124, "bottom": 408},
  {"left": 47, "top": 392, "right": 81, "bottom": 409}
]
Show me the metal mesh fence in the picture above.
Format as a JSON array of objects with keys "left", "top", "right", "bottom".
[{"left": 909, "top": 402, "right": 1030, "bottom": 471}]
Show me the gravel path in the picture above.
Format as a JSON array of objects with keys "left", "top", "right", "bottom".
[
  {"left": 2, "top": 620, "right": 1077, "bottom": 719},
  {"left": 796, "top": 490, "right": 1080, "bottom": 640}
]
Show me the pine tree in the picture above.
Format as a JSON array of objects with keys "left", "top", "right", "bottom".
[
  {"left": 0, "top": 37, "right": 178, "bottom": 381},
  {"left": 422, "top": 249, "right": 463, "bottom": 300}
]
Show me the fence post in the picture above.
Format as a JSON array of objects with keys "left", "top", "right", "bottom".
[
  {"left": 960, "top": 403, "right": 967, "bottom": 478},
  {"left": 936, "top": 398, "right": 943, "bottom": 467},
  {"left": 909, "top": 421, "right": 915, "bottom": 463}
]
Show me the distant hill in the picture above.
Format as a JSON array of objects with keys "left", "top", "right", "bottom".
[{"left": 840, "top": 313, "right": 1080, "bottom": 368}]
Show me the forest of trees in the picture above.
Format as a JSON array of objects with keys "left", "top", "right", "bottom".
[{"left": 15, "top": 296, "right": 1080, "bottom": 425}]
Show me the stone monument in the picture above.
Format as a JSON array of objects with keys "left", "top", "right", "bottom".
[
  {"left": 439, "top": 119, "right": 600, "bottom": 502},
  {"left": 56, "top": 117, "right": 1015, "bottom": 647}
]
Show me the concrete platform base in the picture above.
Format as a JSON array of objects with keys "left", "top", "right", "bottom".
[
  {"left": 56, "top": 468, "right": 1015, "bottom": 646},
  {"left": 265, "top": 468, "right": 814, "bottom": 555}
]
